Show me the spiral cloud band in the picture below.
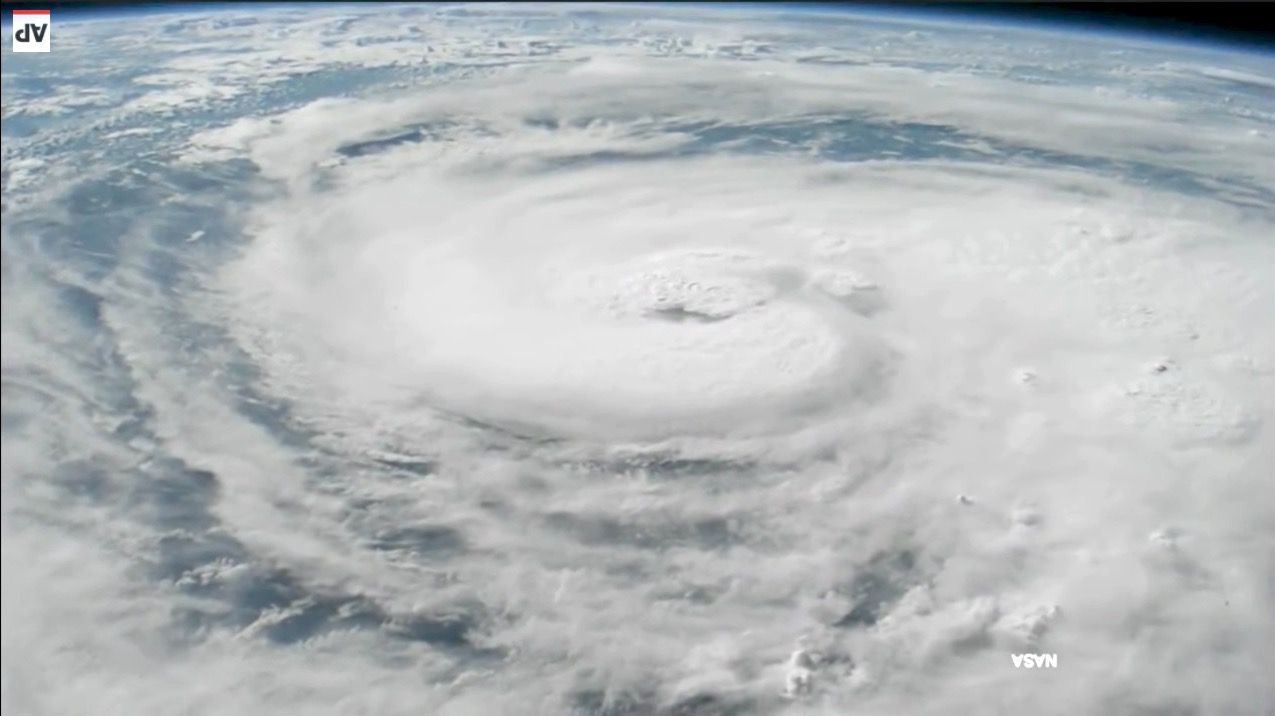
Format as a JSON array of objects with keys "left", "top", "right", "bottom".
[{"left": 3, "top": 4, "right": 1273, "bottom": 715}]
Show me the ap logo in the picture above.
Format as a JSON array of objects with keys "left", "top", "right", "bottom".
[{"left": 12, "top": 9, "right": 50, "bottom": 53}]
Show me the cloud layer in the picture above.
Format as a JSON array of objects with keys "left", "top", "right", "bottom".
[{"left": 3, "top": 4, "right": 1273, "bottom": 715}]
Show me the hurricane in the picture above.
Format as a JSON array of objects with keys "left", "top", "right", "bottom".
[{"left": 2, "top": 4, "right": 1273, "bottom": 715}]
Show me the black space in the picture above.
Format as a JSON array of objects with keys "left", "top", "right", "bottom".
[{"left": 876, "top": 2, "right": 1275, "bottom": 48}]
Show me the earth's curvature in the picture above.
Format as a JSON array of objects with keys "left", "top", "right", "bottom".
[{"left": 2, "top": 4, "right": 1273, "bottom": 715}]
